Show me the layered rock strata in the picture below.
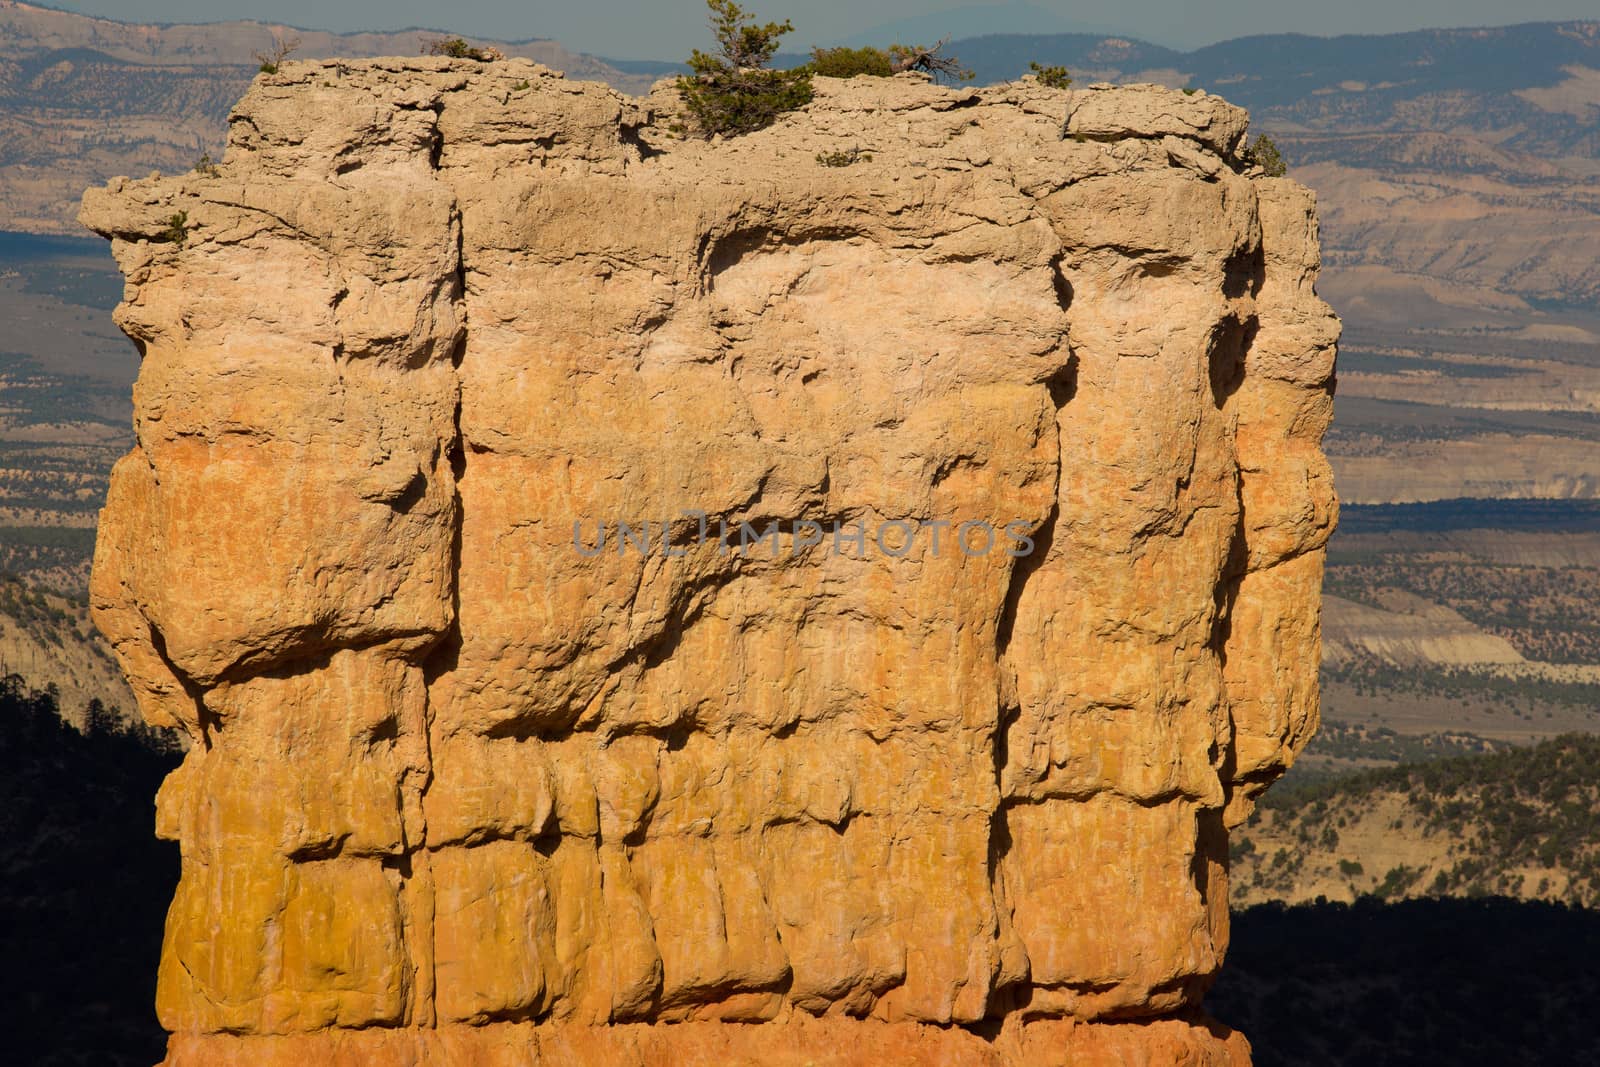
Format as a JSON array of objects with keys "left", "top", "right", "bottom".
[{"left": 82, "top": 59, "right": 1339, "bottom": 1066}]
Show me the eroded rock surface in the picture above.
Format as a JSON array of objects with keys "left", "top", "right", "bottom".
[{"left": 81, "top": 59, "right": 1339, "bottom": 1066}]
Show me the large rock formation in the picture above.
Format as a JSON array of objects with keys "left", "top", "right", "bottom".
[{"left": 81, "top": 59, "right": 1338, "bottom": 1066}]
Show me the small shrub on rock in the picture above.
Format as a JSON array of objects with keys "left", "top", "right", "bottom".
[
  {"left": 1028, "top": 61, "right": 1071, "bottom": 89},
  {"left": 422, "top": 36, "right": 504, "bottom": 62},
  {"left": 815, "top": 146, "right": 872, "bottom": 167},
  {"left": 809, "top": 45, "right": 893, "bottom": 78},
  {"left": 1246, "top": 133, "right": 1288, "bottom": 177},
  {"left": 161, "top": 211, "right": 190, "bottom": 247}
]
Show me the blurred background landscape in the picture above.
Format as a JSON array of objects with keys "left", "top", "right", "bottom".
[{"left": 2, "top": 3, "right": 1598, "bottom": 1063}]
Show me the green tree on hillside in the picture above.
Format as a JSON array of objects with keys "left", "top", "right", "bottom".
[
  {"left": 1028, "top": 61, "right": 1071, "bottom": 88},
  {"left": 676, "top": 0, "right": 813, "bottom": 137},
  {"left": 1247, "top": 133, "right": 1288, "bottom": 176}
]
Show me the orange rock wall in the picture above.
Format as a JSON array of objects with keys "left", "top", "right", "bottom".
[{"left": 82, "top": 58, "right": 1338, "bottom": 1065}]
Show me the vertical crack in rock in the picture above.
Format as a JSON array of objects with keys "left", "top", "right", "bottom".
[
  {"left": 408, "top": 132, "right": 474, "bottom": 1023},
  {"left": 988, "top": 346, "right": 1073, "bottom": 1020},
  {"left": 80, "top": 59, "right": 1338, "bottom": 1067}
]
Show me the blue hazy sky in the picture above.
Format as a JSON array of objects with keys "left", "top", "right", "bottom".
[{"left": 44, "top": 0, "right": 1600, "bottom": 59}]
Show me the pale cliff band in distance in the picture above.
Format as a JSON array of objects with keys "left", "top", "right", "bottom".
[{"left": 574, "top": 511, "right": 1041, "bottom": 560}]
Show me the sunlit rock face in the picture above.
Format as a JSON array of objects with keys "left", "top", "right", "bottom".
[{"left": 82, "top": 57, "right": 1338, "bottom": 1067}]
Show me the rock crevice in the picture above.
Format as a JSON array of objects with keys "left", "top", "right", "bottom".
[{"left": 82, "top": 58, "right": 1339, "bottom": 1066}]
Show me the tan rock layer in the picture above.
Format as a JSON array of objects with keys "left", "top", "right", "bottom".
[{"left": 81, "top": 59, "right": 1339, "bottom": 1065}]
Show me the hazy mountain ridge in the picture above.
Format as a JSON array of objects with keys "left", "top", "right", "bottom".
[
  {"left": 956, "top": 22, "right": 1600, "bottom": 133},
  {"left": 0, "top": 0, "right": 640, "bottom": 76},
  {"left": 0, "top": 1, "right": 655, "bottom": 232}
]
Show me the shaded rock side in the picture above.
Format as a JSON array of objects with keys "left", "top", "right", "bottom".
[{"left": 80, "top": 58, "right": 1339, "bottom": 1066}]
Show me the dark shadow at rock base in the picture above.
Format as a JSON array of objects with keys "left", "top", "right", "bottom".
[
  {"left": 1210, "top": 895, "right": 1600, "bottom": 1065},
  {"left": 0, "top": 677, "right": 180, "bottom": 1066}
]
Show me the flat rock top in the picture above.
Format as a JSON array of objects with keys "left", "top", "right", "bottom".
[{"left": 81, "top": 58, "right": 1263, "bottom": 242}]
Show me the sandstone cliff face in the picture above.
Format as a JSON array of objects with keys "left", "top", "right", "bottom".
[{"left": 81, "top": 59, "right": 1339, "bottom": 1066}]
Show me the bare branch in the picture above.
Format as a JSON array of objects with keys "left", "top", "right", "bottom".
[
  {"left": 252, "top": 33, "right": 299, "bottom": 74},
  {"left": 888, "top": 37, "right": 974, "bottom": 82}
]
